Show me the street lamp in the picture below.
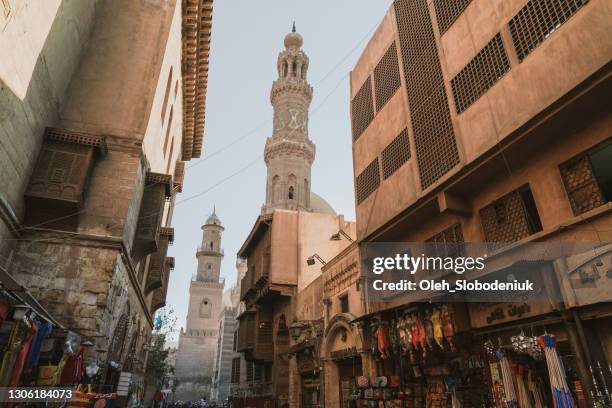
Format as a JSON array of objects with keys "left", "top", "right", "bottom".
[
  {"left": 306, "top": 253, "right": 326, "bottom": 266},
  {"left": 330, "top": 229, "right": 354, "bottom": 243}
]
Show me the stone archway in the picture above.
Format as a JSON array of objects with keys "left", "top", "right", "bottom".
[{"left": 322, "top": 313, "right": 364, "bottom": 408}]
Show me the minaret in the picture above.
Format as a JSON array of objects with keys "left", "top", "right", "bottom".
[
  {"left": 195, "top": 207, "right": 224, "bottom": 282},
  {"left": 263, "top": 23, "right": 316, "bottom": 214}
]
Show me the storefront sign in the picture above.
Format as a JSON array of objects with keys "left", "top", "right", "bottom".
[
  {"left": 296, "top": 351, "right": 316, "bottom": 373},
  {"left": 330, "top": 346, "right": 358, "bottom": 360},
  {"left": 469, "top": 301, "right": 554, "bottom": 328}
]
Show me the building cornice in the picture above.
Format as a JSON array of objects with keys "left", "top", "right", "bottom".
[{"left": 181, "top": 0, "right": 213, "bottom": 160}]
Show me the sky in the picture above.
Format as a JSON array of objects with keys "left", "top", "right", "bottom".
[{"left": 166, "top": 0, "right": 393, "bottom": 336}]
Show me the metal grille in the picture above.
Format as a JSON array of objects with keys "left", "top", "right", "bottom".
[
  {"left": 381, "top": 128, "right": 411, "bottom": 179},
  {"left": 351, "top": 77, "right": 374, "bottom": 141},
  {"left": 394, "top": 0, "right": 460, "bottom": 189},
  {"left": 434, "top": 0, "right": 472, "bottom": 34},
  {"left": 355, "top": 158, "right": 380, "bottom": 204},
  {"left": 480, "top": 190, "right": 532, "bottom": 243},
  {"left": 509, "top": 0, "right": 589, "bottom": 62},
  {"left": 426, "top": 223, "right": 465, "bottom": 258},
  {"left": 451, "top": 33, "right": 510, "bottom": 113},
  {"left": 559, "top": 154, "right": 605, "bottom": 215},
  {"left": 374, "top": 42, "right": 401, "bottom": 111}
]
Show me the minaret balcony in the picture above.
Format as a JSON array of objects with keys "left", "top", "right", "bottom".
[{"left": 196, "top": 246, "right": 224, "bottom": 256}]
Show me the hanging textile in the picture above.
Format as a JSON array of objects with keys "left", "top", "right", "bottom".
[
  {"left": 496, "top": 347, "right": 518, "bottom": 408},
  {"left": 0, "top": 321, "right": 25, "bottom": 386},
  {"left": 516, "top": 366, "right": 534, "bottom": 408},
  {"left": 25, "top": 319, "right": 52, "bottom": 370},
  {"left": 538, "top": 334, "right": 575, "bottom": 408},
  {"left": 0, "top": 302, "right": 9, "bottom": 327},
  {"left": 61, "top": 346, "right": 85, "bottom": 385},
  {"left": 9, "top": 318, "right": 37, "bottom": 386}
]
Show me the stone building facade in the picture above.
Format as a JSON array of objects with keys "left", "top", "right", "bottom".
[
  {"left": 175, "top": 210, "right": 225, "bottom": 401},
  {"left": 342, "top": 0, "right": 612, "bottom": 406},
  {"left": 0, "top": 0, "right": 213, "bottom": 399},
  {"left": 211, "top": 258, "right": 247, "bottom": 402}
]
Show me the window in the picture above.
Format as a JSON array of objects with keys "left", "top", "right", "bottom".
[
  {"left": 163, "top": 107, "right": 173, "bottom": 157},
  {"left": 209, "top": 242, "right": 213, "bottom": 250},
  {"left": 231, "top": 357, "right": 241, "bottom": 383},
  {"left": 288, "top": 186, "right": 294, "bottom": 200},
  {"left": 200, "top": 298, "right": 212, "bottom": 318},
  {"left": 509, "top": 0, "right": 589, "bottom": 62},
  {"left": 351, "top": 77, "right": 374, "bottom": 141},
  {"left": 479, "top": 185, "right": 543, "bottom": 244},
  {"left": 355, "top": 158, "right": 381, "bottom": 204},
  {"left": 559, "top": 140, "right": 612, "bottom": 215},
  {"left": 339, "top": 294, "right": 349, "bottom": 313},
  {"left": 207, "top": 264, "right": 212, "bottom": 270},
  {"left": 161, "top": 67, "right": 173, "bottom": 123}
]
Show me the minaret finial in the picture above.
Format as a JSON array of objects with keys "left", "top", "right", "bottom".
[
  {"left": 212, "top": 205, "right": 216, "bottom": 215},
  {"left": 292, "top": 21, "right": 296, "bottom": 33}
]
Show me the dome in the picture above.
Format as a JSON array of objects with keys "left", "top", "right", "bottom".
[
  {"left": 204, "top": 208, "right": 222, "bottom": 227},
  {"left": 310, "top": 192, "right": 336, "bottom": 215},
  {"left": 284, "top": 23, "right": 303, "bottom": 49}
]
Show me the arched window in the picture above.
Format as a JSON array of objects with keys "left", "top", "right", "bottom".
[
  {"left": 272, "top": 175, "right": 280, "bottom": 202},
  {"left": 288, "top": 186, "right": 294, "bottom": 200},
  {"left": 209, "top": 242, "right": 213, "bottom": 250},
  {"left": 200, "top": 298, "right": 212, "bottom": 318},
  {"left": 284, "top": 62, "right": 289, "bottom": 78},
  {"left": 292, "top": 61, "right": 297, "bottom": 77},
  {"left": 207, "top": 264, "right": 212, "bottom": 270}
]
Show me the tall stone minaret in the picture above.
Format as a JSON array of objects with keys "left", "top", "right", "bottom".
[
  {"left": 195, "top": 208, "right": 224, "bottom": 282},
  {"left": 263, "top": 23, "right": 316, "bottom": 214},
  {"left": 176, "top": 208, "right": 225, "bottom": 399}
]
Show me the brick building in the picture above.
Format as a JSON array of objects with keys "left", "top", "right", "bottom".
[
  {"left": 340, "top": 0, "right": 611, "bottom": 406},
  {"left": 0, "top": 0, "right": 213, "bottom": 401}
]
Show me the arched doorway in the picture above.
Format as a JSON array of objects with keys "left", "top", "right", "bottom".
[{"left": 322, "top": 313, "right": 363, "bottom": 408}]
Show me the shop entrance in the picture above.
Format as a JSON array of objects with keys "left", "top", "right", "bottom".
[
  {"left": 301, "top": 375, "right": 320, "bottom": 408},
  {"left": 337, "top": 356, "right": 362, "bottom": 408}
]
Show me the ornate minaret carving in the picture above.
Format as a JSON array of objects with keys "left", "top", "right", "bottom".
[
  {"left": 263, "top": 24, "right": 316, "bottom": 214},
  {"left": 195, "top": 208, "right": 224, "bottom": 282}
]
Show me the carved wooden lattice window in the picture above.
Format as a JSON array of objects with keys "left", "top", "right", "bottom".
[
  {"left": 559, "top": 142, "right": 611, "bottom": 215},
  {"left": 381, "top": 128, "right": 411, "bottom": 179},
  {"left": 394, "top": 0, "right": 460, "bottom": 189},
  {"left": 509, "top": 0, "right": 589, "bottom": 62},
  {"left": 355, "top": 158, "right": 380, "bottom": 204},
  {"left": 434, "top": 0, "right": 472, "bottom": 34},
  {"left": 351, "top": 77, "right": 374, "bottom": 141},
  {"left": 479, "top": 186, "right": 543, "bottom": 243},
  {"left": 426, "top": 223, "right": 465, "bottom": 258},
  {"left": 108, "top": 314, "right": 129, "bottom": 363},
  {"left": 25, "top": 127, "right": 106, "bottom": 230},
  {"left": 374, "top": 42, "right": 401, "bottom": 111},
  {"left": 231, "top": 357, "right": 241, "bottom": 383},
  {"left": 246, "top": 361, "right": 254, "bottom": 382},
  {"left": 144, "top": 227, "right": 173, "bottom": 294},
  {"left": 132, "top": 172, "right": 172, "bottom": 263},
  {"left": 451, "top": 33, "right": 510, "bottom": 113}
]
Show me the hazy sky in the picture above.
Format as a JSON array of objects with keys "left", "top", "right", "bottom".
[{"left": 166, "top": 0, "right": 393, "bottom": 335}]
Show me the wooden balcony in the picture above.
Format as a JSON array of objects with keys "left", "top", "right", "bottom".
[{"left": 237, "top": 310, "right": 255, "bottom": 352}]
